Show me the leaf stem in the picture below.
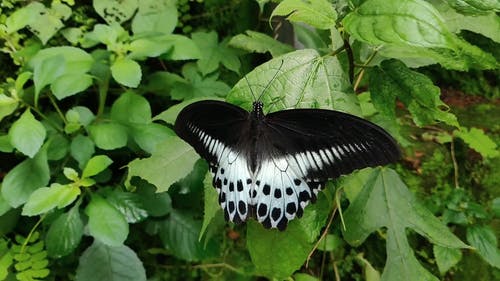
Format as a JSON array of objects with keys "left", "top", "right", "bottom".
[
  {"left": 353, "top": 48, "right": 379, "bottom": 91},
  {"left": 450, "top": 137, "right": 459, "bottom": 188},
  {"left": 20, "top": 214, "right": 46, "bottom": 254},
  {"left": 48, "top": 93, "right": 67, "bottom": 125},
  {"left": 26, "top": 103, "right": 64, "bottom": 133}
]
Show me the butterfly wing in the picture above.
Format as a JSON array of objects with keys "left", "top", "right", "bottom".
[
  {"left": 174, "top": 100, "right": 249, "bottom": 165},
  {"left": 175, "top": 101, "right": 254, "bottom": 224},
  {"left": 248, "top": 109, "right": 400, "bottom": 230}
]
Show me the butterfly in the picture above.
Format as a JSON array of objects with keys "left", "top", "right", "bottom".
[{"left": 174, "top": 100, "right": 400, "bottom": 230}]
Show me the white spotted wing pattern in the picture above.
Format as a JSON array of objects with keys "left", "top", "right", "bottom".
[{"left": 175, "top": 100, "right": 400, "bottom": 230}]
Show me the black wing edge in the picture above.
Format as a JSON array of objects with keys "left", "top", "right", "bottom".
[{"left": 174, "top": 100, "right": 249, "bottom": 163}]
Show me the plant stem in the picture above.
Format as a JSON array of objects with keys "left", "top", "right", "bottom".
[
  {"left": 353, "top": 48, "right": 379, "bottom": 91},
  {"left": 48, "top": 93, "right": 67, "bottom": 125},
  {"left": 450, "top": 138, "right": 460, "bottom": 188},
  {"left": 20, "top": 214, "right": 46, "bottom": 254}
]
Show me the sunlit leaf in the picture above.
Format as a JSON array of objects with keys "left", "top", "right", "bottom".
[{"left": 9, "top": 109, "right": 46, "bottom": 158}]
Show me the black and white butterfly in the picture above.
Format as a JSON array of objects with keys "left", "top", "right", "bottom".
[{"left": 174, "top": 100, "right": 400, "bottom": 230}]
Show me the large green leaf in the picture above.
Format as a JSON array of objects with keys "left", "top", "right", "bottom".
[
  {"left": 130, "top": 123, "right": 174, "bottom": 154},
  {"left": 75, "top": 241, "right": 146, "bottom": 281},
  {"left": 70, "top": 134, "right": 95, "bottom": 168},
  {"left": 342, "top": 168, "right": 469, "bottom": 281},
  {"left": 192, "top": 31, "right": 240, "bottom": 75},
  {"left": 126, "top": 136, "right": 199, "bottom": 192},
  {"left": 131, "top": 0, "right": 177, "bottom": 35},
  {"left": 105, "top": 190, "right": 148, "bottom": 223},
  {"left": 247, "top": 191, "right": 331, "bottom": 279},
  {"left": 22, "top": 183, "right": 80, "bottom": 216},
  {"left": 1, "top": 147, "right": 49, "bottom": 208},
  {"left": 29, "top": 47, "right": 93, "bottom": 98},
  {"left": 5, "top": 2, "right": 70, "bottom": 44},
  {"left": 445, "top": 0, "right": 500, "bottom": 15},
  {"left": 110, "top": 58, "right": 142, "bottom": 88},
  {"left": 343, "top": 0, "right": 497, "bottom": 70},
  {"left": 271, "top": 0, "right": 337, "bottom": 29},
  {"left": 369, "top": 59, "right": 458, "bottom": 127},
  {"left": 229, "top": 31, "right": 294, "bottom": 57},
  {"left": 466, "top": 225, "right": 500, "bottom": 268},
  {"left": 110, "top": 91, "right": 151, "bottom": 125},
  {"left": 46, "top": 205, "right": 84, "bottom": 258},
  {"left": 8, "top": 109, "right": 46, "bottom": 158},
  {"left": 88, "top": 122, "right": 128, "bottom": 150},
  {"left": 93, "top": 0, "right": 138, "bottom": 24},
  {"left": 227, "top": 49, "right": 359, "bottom": 115},
  {"left": 433, "top": 245, "right": 462, "bottom": 275},
  {"left": 154, "top": 96, "right": 225, "bottom": 125},
  {"left": 85, "top": 195, "right": 129, "bottom": 246},
  {"left": 159, "top": 209, "right": 218, "bottom": 261}
]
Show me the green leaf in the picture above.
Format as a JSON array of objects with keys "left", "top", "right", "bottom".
[
  {"left": 0, "top": 135, "right": 13, "bottom": 153},
  {"left": 342, "top": 168, "right": 469, "bottom": 281},
  {"left": 75, "top": 241, "right": 146, "bottom": 281},
  {"left": 85, "top": 195, "right": 129, "bottom": 246},
  {"left": 433, "top": 245, "right": 462, "bottom": 275},
  {"left": 110, "top": 91, "right": 151, "bottom": 124},
  {"left": 154, "top": 97, "right": 225, "bottom": 125},
  {"left": 316, "top": 234, "right": 344, "bottom": 252},
  {"left": 131, "top": 0, "right": 177, "bottom": 35},
  {"left": 5, "top": 2, "right": 45, "bottom": 33},
  {"left": 437, "top": 1, "right": 500, "bottom": 43},
  {"left": 22, "top": 183, "right": 81, "bottom": 216},
  {"left": 227, "top": 49, "right": 359, "bottom": 115},
  {"left": 199, "top": 173, "right": 221, "bottom": 240},
  {"left": 294, "top": 273, "right": 319, "bottom": 281},
  {"left": 192, "top": 31, "right": 240, "bottom": 75},
  {"left": 5, "top": 2, "right": 70, "bottom": 44},
  {"left": 466, "top": 225, "right": 500, "bottom": 268},
  {"left": 105, "top": 190, "right": 148, "bottom": 223},
  {"left": 127, "top": 136, "right": 199, "bottom": 192},
  {"left": 82, "top": 155, "right": 113, "bottom": 178},
  {"left": 161, "top": 34, "right": 202, "bottom": 61},
  {"left": 0, "top": 94, "right": 18, "bottom": 122},
  {"left": 344, "top": 0, "right": 497, "bottom": 70},
  {"left": 369, "top": 59, "right": 458, "bottom": 127},
  {"left": 0, "top": 239, "right": 13, "bottom": 280},
  {"left": 51, "top": 74, "right": 93, "bottom": 100},
  {"left": 83, "top": 23, "right": 127, "bottom": 47},
  {"left": 88, "top": 122, "right": 128, "bottom": 150},
  {"left": 29, "top": 47, "right": 94, "bottom": 98},
  {"left": 128, "top": 36, "right": 173, "bottom": 60},
  {"left": 170, "top": 64, "right": 231, "bottom": 101},
  {"left": 70, "top": 134, "right": 95, "bottom": 168},
  {"left": 271, "top": 0, "right": 337, "bottom": 29},
  {"left": 454, "top": 127, "right": 499, "bottom": 158},
  {"left": 111, "top": 58, "right": 142, "bottom": 87},
  {"left": 445, "top": 0, "right": 500, "bottom": 15},
  {"left": 63, "top": 167, "right": 80, "bottom": 182},
  {"left": 130, "top": 123, "right": 174, "bottom": 154},
  {"left": 136, "top": 183, "right": 172, "bottom": 217},
  {"left": 1, "top": 147, "right": 49, "bottom": 208},
  {"left": 47, "top": 133, "right": 69, "bottom": 161},
  {"left": 247, "top": 192, "right": 331, "bottom": 279},
  {"left": 159, "top": 209, "right": 218, "bottom": 261},
  {"left": 357, "top": 254, "right": 381, "bottom": 281},
  {"left": 93, "top": 0, "right": 138, "bottom": 24},
  {"left": 0, "top": 192, "right": 11, "bottom": 217},
  {"left": 9, "top": 109, "right": 46, "bottom": 158},
  {"left": 229, "top": 31, "right": 294, "bottom": 57},
  {"left": 46, "top": 205, "right": 84, "bottom": 258}
]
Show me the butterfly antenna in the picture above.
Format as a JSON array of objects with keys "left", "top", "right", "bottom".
[
  {"left": 256, "top": 60, "right": 284, "bottom": 102},
  {"left": 244, "top": 76, "right": 258, "bottom": 102}
]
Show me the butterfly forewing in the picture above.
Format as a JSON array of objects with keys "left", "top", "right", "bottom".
[{"left": 175, "top": 100, "right": 400, "bottom": 231}]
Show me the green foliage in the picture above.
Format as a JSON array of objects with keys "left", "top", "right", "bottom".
[{"left": 0, "top": 0, "right": 498, "bottom": 280}]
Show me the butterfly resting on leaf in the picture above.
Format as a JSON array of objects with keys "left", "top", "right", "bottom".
[{"left": 175, "top": 100, "right": 400, "bottom": 231}]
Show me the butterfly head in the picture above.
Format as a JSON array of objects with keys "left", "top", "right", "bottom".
[{"left": 251, "top": 101, "right": 264, "bottom": 119}]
